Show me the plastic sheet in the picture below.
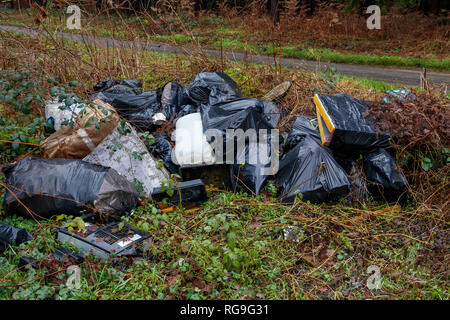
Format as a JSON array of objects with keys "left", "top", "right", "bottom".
[
  {"left": 92, "top": 79, "right": 143, "bottom": 103},
  {"left": 363, "top": 148, "right": 407, "bottom": 202},
  {"left": 94, "top": 79, "right": 142, "bottom": 92},
  {"left": 83, "top": 122, "right": 170, "bottom": 198},
  {"left": 230, "top": 136, "right": 276, "bottom": 195},
  {"left": 276, "top": 136, "right": 351, "bottom": 203},
  {"left": 0, "top": 224, "right": 33, "bottom": 252},
  {"left": 200, "top": 98, "right": 267, "bottom": 133},
  {"left": 2, "top": 158, "right": 138, "bottom": 219}
]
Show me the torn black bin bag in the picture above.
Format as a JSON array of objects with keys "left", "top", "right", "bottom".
[
  {"left": 314, "top": 93, "right": 390, "bottom": 153},
  {"left": 0, "top": 223, "right": 33, "bottom": 252},
  {"left": 159, "top": 81, "right": 191, "bottom": 108},
  {"left": 147, "top": 137, "right": 179, "bottom": 174},
  {"left": 276, "top": 136, "right": 351, "bottom": 204},
  {"left": 188, "top": 72, "right": 242, "bottom": 105},
  {"left": 363, "top": 148, "right": 407, "bottom": 202},
  {"left": 111, "top": 90, "right": 161, "bottom": 131},
  {"left": 284, "top": 116, "right": 321, "bottom": 152},
  {"left": 92, "top": 79, "right": 143, "bottom": 104},
  {"left": 2, "top": 158, "right": 138, "bottom": 219}
]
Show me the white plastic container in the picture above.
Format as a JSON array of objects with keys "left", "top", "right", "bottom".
[{"left": 174, "top": 113, "right": 215, "bottom": 166}]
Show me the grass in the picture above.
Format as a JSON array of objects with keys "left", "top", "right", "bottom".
[
  {"left": 0, "top": 7, "right": 449, "bottom": 71},
  {"left": 0, "top": 26, "right": 448, "bottom": 300},
  {"left": 1, "top": 192, "right": 448, "bottom": 300}
]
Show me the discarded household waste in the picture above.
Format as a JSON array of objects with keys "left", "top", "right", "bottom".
[
  {"left": 40, "top": 99, "right": 120, "bottom": 159},
  {"left": 363, "top": 148, "right": 408, "bottom": 202},
  {"left": 57, "top": 213, "right": 150, "bottom": 260},
  {"left": 83, "top": 121, "right": 170, "bottom": 198},
  {"left": 2, "top": 158, "right": 138, "bottom": 219},
  {"left": 0, "top": 223, "right": 33, "bottom": 252},
  {"left": 314, "top": 93, "right": 390, "bottom": 153},
  {"left": 174, "top": 113, "right": 215, "bottom": 166},
  {"left": 276, "top": 136, "right": 351, "bottom": 203},
  {"left": 85, "top": 73, "right": 408, "bottom": 205}
]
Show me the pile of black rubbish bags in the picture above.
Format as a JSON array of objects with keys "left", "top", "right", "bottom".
[{"left": 2, "top": 72, "right": 408, "bottom": 220}]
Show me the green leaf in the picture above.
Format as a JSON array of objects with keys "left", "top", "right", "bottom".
[
  {"left": 227, "top": 232, "right": 236, "bottom": 250},
  {"left": 166, "top": 188, "right": 174, "bottom": 197},
  {"left": 421, "top": 157, "right": 433, "bottom": 171}
]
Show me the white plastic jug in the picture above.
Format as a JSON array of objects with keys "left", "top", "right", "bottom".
[{"left": 174, "top": 113, "right": 215, "bottom": 166}]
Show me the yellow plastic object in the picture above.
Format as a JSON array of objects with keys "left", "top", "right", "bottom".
[{"left": 313, "top": 94, "right": 335, "bottom": 146}]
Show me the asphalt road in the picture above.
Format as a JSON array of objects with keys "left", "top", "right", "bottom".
[{"left": 1, "top": 24, "right": 449, "bottom": 87}]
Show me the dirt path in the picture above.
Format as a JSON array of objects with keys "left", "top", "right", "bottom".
[{"left": 1, "top": 24, "right": 449, "bottom": 87}]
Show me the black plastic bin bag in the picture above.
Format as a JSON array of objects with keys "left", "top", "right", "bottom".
[
  {"left": 0, "top": 224, "right": 33, "bottom": 252},
  {"left": 2, "top": 158, "right": 138, "bottom": 219},
  {"left": 363, "top": 148, "right": 407, "bottom": 202},
  {"left": 276, "top": 136, "right": 351, "bottom": 204},
  {"left": 284, "top": 116, "right": 321, "bottom": 152},
  {"left": 313, "top": 93, "right": 389, "bottom": 153},
  {"left": 200, "top": 98, "right": 266, "bottom": 133},
  {"left": 110, "top": 90, "right": 161, "bottom": 131},
  {"left": 159, "top": 81, "right": 191, "bottom": 108},
  {"left": 92, "top": 79, "right": 143, "bottom": 103},
  {"left": 147, "top": 137, "right": 179, "bottom": 174},
  {"left": 188, "top": 72, "right": 241, "bottom": 105}
]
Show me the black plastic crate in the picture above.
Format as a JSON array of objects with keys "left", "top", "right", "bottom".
[
  {"left": 151, "top": 179, "right": 208, "bottom": 205},
  {"left": 179, "top": 164, "right": 231, "bottom": 189}
]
